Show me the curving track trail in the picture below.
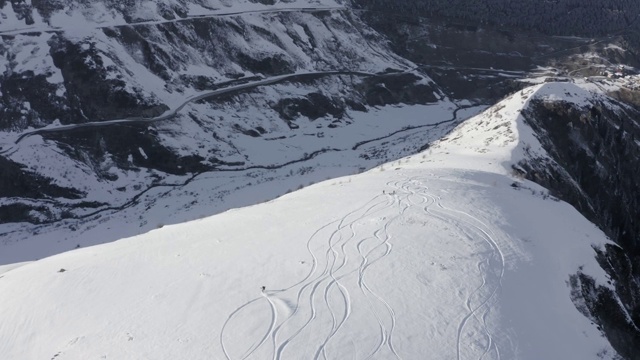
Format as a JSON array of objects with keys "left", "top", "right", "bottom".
[{"left": 220, "top": 173, "right": 509, "bottom": 360}]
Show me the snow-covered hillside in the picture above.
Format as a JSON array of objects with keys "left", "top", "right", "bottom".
[
  {"left": 428, "top": 81, "right": 604, "bottom": 173},
  {"left": 2, "top": 0, "right": 447, "bottom": 234},
  {"left": 0, "top": 82, "right": 619, "bottom": 359}
]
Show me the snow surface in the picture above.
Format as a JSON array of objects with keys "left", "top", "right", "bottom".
[
  {"left": 0, "top": 83, "right": 617, "bottom": 359},
  {"left": 428, "top": 81, "right": 602, "bottom": 174},
  {"left": 0, "top": 261, "right": 32, "bottom": 276},
  {"left": 0, "top": 100, "right": 471, "bottom": 264},
  {"left": 0, "top": 4, "right": 419, "bottom": 230}
]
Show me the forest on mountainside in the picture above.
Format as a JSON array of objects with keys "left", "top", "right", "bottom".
[{"left": 354, "top": 0, "right": 640, "bottom": 45}]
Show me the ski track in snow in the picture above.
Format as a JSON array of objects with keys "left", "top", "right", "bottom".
[
  {"left": 221, "top": 190, "right": 403, "bottom": 359},
  {"left": 404, "top": 175, "right": 505, "bottom": 360},
  {"left": 220, "top": 175, "right": 509, "bottom": 359},
  {"left": 276, "top": 193, "right": 394, "bottom": 360}
]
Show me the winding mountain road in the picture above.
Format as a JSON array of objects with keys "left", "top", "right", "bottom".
[
  {"left": 0, "top": 67, "right": 474, "bottom": 230},
  {"left": 0, "top": 70, "right": 380, "bottom": 156},
  {"left": 0, "top": 6, "right": 345, "bottom": 37}
]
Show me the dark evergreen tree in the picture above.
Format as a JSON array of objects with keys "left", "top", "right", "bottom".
[{"left": 354, "top": 0, "right": 640, "bottom": 43}]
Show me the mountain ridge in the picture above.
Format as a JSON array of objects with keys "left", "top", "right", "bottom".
[
  {"left": 1, "top": 1, "right": 640, "bottom": 358},
  {"left": 0, "top": 89, "right": 619, "bottom": 358}
]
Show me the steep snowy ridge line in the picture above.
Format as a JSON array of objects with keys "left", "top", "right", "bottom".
[
  {"left": 0, "top": 112, "right": 619, "bottom": 359},
  {"left": 0, "top": 82, "right": 601, "bottom": 242},
  {"left": 426, "top": 81, "right": 608, "bottom": 177}
]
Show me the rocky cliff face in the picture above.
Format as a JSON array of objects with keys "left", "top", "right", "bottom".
[
  {"left": 352, "top": 11, "right": 640, "bottom": 358},
  {"left": 517, "top": 90, "right": 640, "bottom": 359}
]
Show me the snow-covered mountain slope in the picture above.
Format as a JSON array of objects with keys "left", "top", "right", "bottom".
[
  {"left": 0, "top": 0, "right": 397, "bottom": 133},
  {"left": 427, "top": 81, "right": 602, "bottom": 173},
  {"left": 0, "top": 81, "right": 620, "bottom": 359},
  {"left": 1, "top": 0, "right": 448, "bottom": 230}
]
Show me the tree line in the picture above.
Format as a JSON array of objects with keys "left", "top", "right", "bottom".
[{"left": 353, "top": 0, "right": 640, "bottom": 38}]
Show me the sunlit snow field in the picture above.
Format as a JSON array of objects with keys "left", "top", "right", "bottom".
[{"left": 0, "top": 82, "right": 618, "bottom": 359}]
